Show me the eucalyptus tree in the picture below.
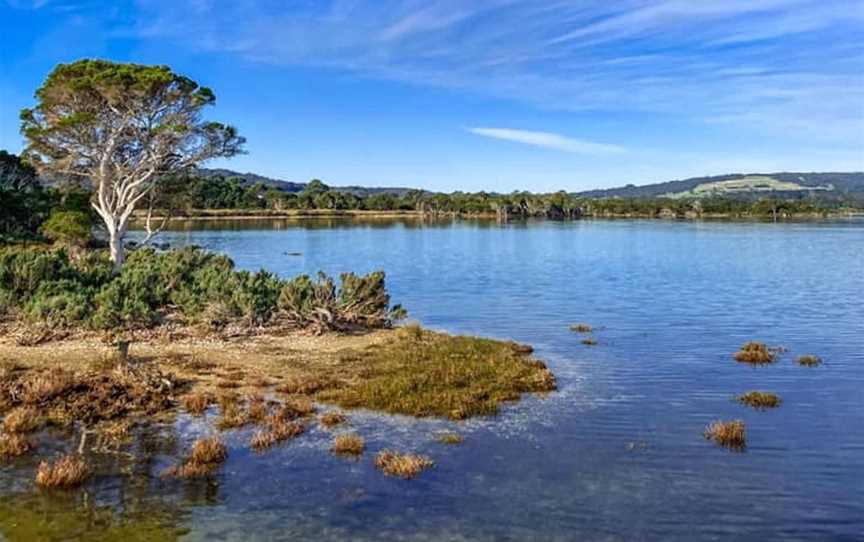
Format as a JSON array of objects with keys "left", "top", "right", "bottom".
[{"left": 20, "top": 60, "right": 245, "bottom": 271}]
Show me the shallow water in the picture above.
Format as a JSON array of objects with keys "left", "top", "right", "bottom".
[{"left": 6, "top": 218, "right": 864, "bottom": 540}]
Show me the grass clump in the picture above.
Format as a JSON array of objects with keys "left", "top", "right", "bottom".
[
  {"left": 570, "top": 323, "right": 592, "bottom": 333},
  {"left": 703, "top": 420, "right": 746, "bottom": 450},
  {"left": 0, "top": 432, "right": 32, "bottom": 458},
  {"left": 797, "top": 355, "right": 822, "bottom": 367},
  {"left": 2, "top": 406, "right": 42, "bottom": 434},
  {"left": 216, "top": 403, "right": 249, "bottom": 430},
  {"left": 320, "top": 411, "right": 347, "bottom": 428},
  {"left": 435, "top": 432, "right": 464, "bottom": 445},
  {"left": 250, "top": 418, "right": 305, "bottom": 452},
  {"left": 181, "top": 393, "right": 211, "bottom": 416},
  {"left": 733, "top": 342, "right": 776, "bottom": 364},
  {"left": 332, "top": 434, "right": 365, "bottom": 456},
  {"left": 320, "top": 328, "right": 555, "bottom": 420},
  {"left": 374, "top": 449, "right": 434, "bottom": 479},
  {"left": 164, "top": 437, "right": 227, "bottom": 478},
  {"left": 736, "top": 391, "right": 781, "bottom": 409},
  {"left": 35, "top": 454, "right": 91, "bottom": 489},
  {"left": 580, "top": 338, "right": 597, "bottom": 346}
]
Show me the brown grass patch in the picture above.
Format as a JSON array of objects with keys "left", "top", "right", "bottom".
[
  {"left": 2, "top": 406, "right": 42, "bottom": 434},
  {"left": 216, "top": 403, "right": 249, "bottom": 430},
  {"left": 35, "top": 454, "right": 91, "bottom": 489},
  {"left": 797, "top": 355, "right": 822, "bottom": 367},
  {"left": 736, "top": 391, "right": 781, "bottom": 409},
  {"left": 320, "top": 328, "right": 555, "bottom": 420},
  {"left": 181, "top": 393, "right": 211, "bottom": 416},
  {"left": 374, "top": 449, "right": 434, "bottom": 479},
  {"left": 216, "top": 380, "right": 240, "bottom": 389},
  {"left": 275, "top": 374, "right": 338, "bottom": 395},
  {"left": 733, "top": 342, "right": 776, "bottom": 364},
  {"left": 332, "top": 434, "right": 364, "bottom": 456},
  {"left": 320, "top": 411, "right": 347, "bottom": 428},
  {"left": 435, "top": 432, "right": 464, "bottom": 445},
  {"left": 570, "top": 323, "right": 593, "bottom": 333},
  {"left": 704, "top": 420, "right": 746, "bottom": 450},
  {"left": 164, "top": 437, "right": 227, "bottom": 478},
  {"left": 0, "top": 432, "right": 32, "bottom": 458}
]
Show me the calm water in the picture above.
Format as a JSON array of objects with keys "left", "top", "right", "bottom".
[{"left": 6, "top": 218, "right": 864, "bottom": 541}]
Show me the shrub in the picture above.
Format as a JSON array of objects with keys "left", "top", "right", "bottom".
[
  {"left": 0, "top": 247, "right": 75, "bottom": 303},
  {"left": 41, "top": 210, "right": 92, "bottom": 248},
  {"left": 24, "top": 280, "right": 93, "bottom": 326}
]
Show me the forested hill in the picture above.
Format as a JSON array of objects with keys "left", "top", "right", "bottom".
[
  {"left": 576, "top": 172, "right": 864, "bottom": 200},
  {"left": 196, "top": 168, "right": 413, "bottom": 197}
]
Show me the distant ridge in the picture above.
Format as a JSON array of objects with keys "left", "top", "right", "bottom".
[
  {"left": 196, "top": 168, "right": 414, "bottom": 197},
  {"left": 575, "top": 172, "right": 864, "bottom": 200}
]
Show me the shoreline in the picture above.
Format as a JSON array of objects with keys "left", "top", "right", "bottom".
[{"left": 132, "top": 208, "right": 864, "bottom": 223}]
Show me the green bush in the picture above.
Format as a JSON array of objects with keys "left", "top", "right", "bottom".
[
  {"left": 24, "top": 279, "right": 93, "bottom": 326},
  {"left": 0, "top": 247, "right": 75, "bottom": 303},
  {"left": 41, "top": 210, "right": 93, "bottom": 247}
]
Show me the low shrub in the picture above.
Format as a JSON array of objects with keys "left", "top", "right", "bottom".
[{"left": 41, "top": 210, "right": 93, "bottom": 248}]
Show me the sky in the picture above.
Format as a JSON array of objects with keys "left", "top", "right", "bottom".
[{"left": 1, "top": 0, "right": 863, "bottom": 192}]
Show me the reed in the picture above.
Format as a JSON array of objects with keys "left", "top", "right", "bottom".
[{"left": 35, "top": 454, "right": 91, "bottom": 488}]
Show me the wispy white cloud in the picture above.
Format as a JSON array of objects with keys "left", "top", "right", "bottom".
[{"left": 468, "top": 127, "right": 625, "bottom": 156}]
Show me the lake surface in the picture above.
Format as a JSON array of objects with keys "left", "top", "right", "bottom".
[{"left": 7, "top": 218, "right": 864, "bottom": 541}]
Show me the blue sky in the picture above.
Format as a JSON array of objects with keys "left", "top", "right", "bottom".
[{"left": 1, "top": 0, "right": 863, "bottom": 192}]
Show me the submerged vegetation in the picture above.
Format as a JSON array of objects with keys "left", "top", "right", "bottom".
[
  {"left": 570, "top": 323, "right": 592, "bottom": 333},
  {"left": 321, "top": 326, "right": 556, "bottom": 419},
  {"left": 374, "top": 449, "right": 434, "bottom": 479},
  {"left": 435, "top": 432, "right": 464, "bottom": 445},
  {"left": 736, "top": 391, "right": 781, "bottom": 409},
  {"left": 797, "top": 355, "right": 822, "bottom": 367},
  {"left": 704, "top": 420, "right": 746, "bottom": 450}
]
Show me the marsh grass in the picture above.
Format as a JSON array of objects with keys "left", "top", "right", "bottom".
[
  {"left": 704, "top": 420, "right": 746, "bottom": 450},
  {"left": 374, "top": 449, "right": 434, "bottom": 478},
  {"left": 164, "top": 437, "right": 227, "bottom": 478},
  {"left": 181, "top": 393, "right": 211, "bottom": 416},
  {"left": 35, "top": 454, "right": 91, "bottom": 488},
  {"left": 246, "top": 393, "right": 268, "bottom": 422},
  {"left": 250, "top": 418, "right": 304, "bottom": 451},
  {"left": 0, "top": 432, "right": 32, "bottom": 458},
  {"left": 736, "top": 391, "right": 781, "bottom": 409},
  {"left": 332, "top": 434, "right": 364, "bottom": 456},
  {"left": 733, "top": 342, "right": 776, "bottom": 364},
  {"left": 580, "top": 338, "right": 598, "bottom": 346},
  {"left": 2, "top": 406, "right": 42, "bottom": 434},
  {"left": 570, "top": 323, "right": 592, "bottom": 333},
  {"left": 320, "top": 328, "right": 556, "bottom": 420},
  {"left": 435, "top": 432, "right": 464, "bottom": 445},
  {"left": 320, "top": 411, "right": 347, "bottom": 428},
  {"left": 275, "top": 374, "right": 338, "bottom": 395},
  {"left": 216, "top": 403, "right": 249, "bottom": 430},
  {"left": 797, "top": 355, "right": 822, "bottom": 367}
]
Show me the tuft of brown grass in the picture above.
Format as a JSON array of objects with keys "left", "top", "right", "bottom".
[
  {"left": 181, "top": 393, "right": 211, "bottom": 416},
  {"left": 332, "top": 434, "right": 365, "bottom": 456},
  {"left": 269, "top": 419, "right": 304, "bottom": 441},
  {"left": 580, "top": 338, "right": 598, "bottom": 346},
  {"left": 2, "top": 406, "right": 42, "bottom": 434},
  {"left": 250, "top": 418, "right": 305, "bottom": 452},
  {"left": 733, "top": 342, "right": 776, "bottom": 364},
  {"left": 164, "top": 437, "right": 228, "bottom": 478},
  {"left": 275, "top": 375, "right": 337, "bottom": 395},
  {"left": 0, "top": 432, "right": 32, "bottom": 458},
  {"left": 320, "top": 411, "right": 347, "bottom": 428},
  {"left": 797, "top": 355, "right": 822, "bottom": 367},
  {"left": 736, "top": 391, "right": 781, "bottom": 409},
  {"left": 374, "top": 449, "right": 434, "bottom": 479},
  {"left": 216, "top": 403, "right": 249, "bottom": 430},
  {"left": 321, "top": 330, "right": 556, "bottom": 420},
  {"left": 189, "top": 437, "right": 227, "bottom": 465},
  {"left": 570, "top": 323, "right": 593, "bottom": 333},
  {"left": 704, "top": 419, "right": 746, "bottom": 450},
  {"left": 20, "top": 368, "right": 74, "bottom": 404},
  {"left": 35, "top": 454, "right": 91, "bottom": 489},
  {"left": 246, "top": 393, "right": 268, "bottom": 422},
  {"left": 250, "top": 430, "right": 277, "bottom": 451},
  {"left": 435, "top": 432, "right": 464, "bottom": 445}
]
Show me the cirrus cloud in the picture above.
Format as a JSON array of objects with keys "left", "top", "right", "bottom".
[{"left": 467, "top": 127, "right": 626, "bottom": 156}]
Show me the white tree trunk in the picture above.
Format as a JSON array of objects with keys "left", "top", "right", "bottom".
[{"left": 106, "top": 217, "right": 127, "bottom": 273}]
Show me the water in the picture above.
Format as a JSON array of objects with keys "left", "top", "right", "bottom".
[{"left": 7, "top": 218, "right": 864, "bottom": 540}]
